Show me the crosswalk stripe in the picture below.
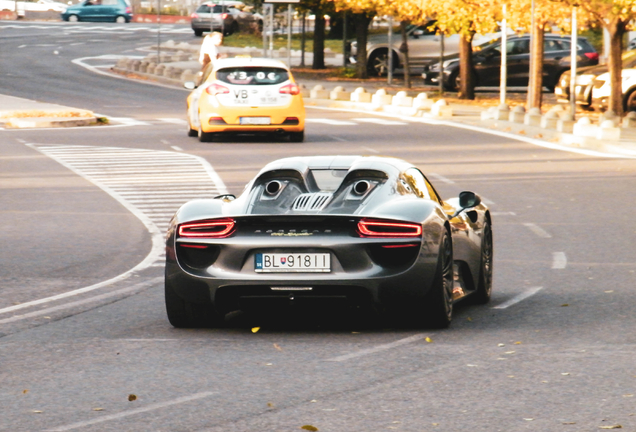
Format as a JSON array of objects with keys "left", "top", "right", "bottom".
[
  {"left": 351, "top": 118, "right": 408, "bottom": 126},
  {"left": 27, "top": 144, "right": 227, "bottom": 235},
  {"left": 306, "top": 118, "right": 357, "bottom": 126}
]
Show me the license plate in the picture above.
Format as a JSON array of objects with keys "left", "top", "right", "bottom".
[
  {"left": 255, "top": 253, "right": 330, "bottom": 273},
  {"left": 240, "top": 117, "right": 271, "bottom": 125}
]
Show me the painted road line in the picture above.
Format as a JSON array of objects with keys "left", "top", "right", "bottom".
[
  {"left": 157, "top": 118, "right": 188, "bottom": 125},
  {"left": 360, "top": 146, "right": 379, "bottom": 154},
  {"left": 0, "top": 278, "right": 161, "bottom": 325},
  {"left": 428, "top": 173, "right": 454, "bottom": 184},
  {"left": 352, "top": 117, "right": 408, "bottom": 126},
  {"left": 327, "top": 135, "right": 349, "bottom": 142},
  {"left": 326, "top": 334, "right": 427, "bottom": 362},
  {"left": 306, "top": 118, "right": 357, "bottom": 126},
  {"left": 552, "top": 252, "right": 567, "bottom": 269},
  {"left": 491, "top": 212, "right": 516, "bottom": 216},
  {"left": 523, "top": 223, "right": 552, "bottom": 239},
  {"left": 492, "top": 287, "right": 544, "bottom": 309},
  {"left": 45, "top": 391, "right": 216, "bottom": 431}
]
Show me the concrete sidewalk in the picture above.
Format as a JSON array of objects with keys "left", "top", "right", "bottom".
[{"left": 0, "top": 94, "right": 97, "bottom": 129}]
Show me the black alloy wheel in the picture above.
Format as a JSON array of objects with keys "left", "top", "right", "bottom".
[
  {"left": 624, "top": 88, "right": 636, "bottom": 112},
  {"left": 165, "top": 277, "right": 223, "bottom": 328},
  {"left": 471, "top": 220, "right": 493, "bottom": 304},
  {"left": 367, "top": 49, "right": 397, "bottom": 77}
]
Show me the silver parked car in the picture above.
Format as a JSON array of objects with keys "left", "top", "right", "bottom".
[
  {"left": 350, "top": 21, "right": 501, "bottom": 77},
  {"left": 191, "top": 1, "right": 263, "bottom": 37}
]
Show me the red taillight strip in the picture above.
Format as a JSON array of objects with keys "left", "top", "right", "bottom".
[
  {"left": 206, "top": 83, "right": 230, "bottom": 96},
  {"left": 357, "top": 218, "right": 422, "bottom": 238},
  {"left": 178, "top": 218, "right": 235, "bottom": 238},
  {"left": 179, "top": 244, "right": 209, "bottom": 249},
  {"left": 279, "top": 83, "right": 300, "bottom": 95},
  {"left": 381, "top": 243, "right": 420, "bottom": 248}
]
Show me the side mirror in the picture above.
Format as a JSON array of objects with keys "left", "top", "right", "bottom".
[
  {"left": 450, "top": 191, "right": 482, "bottom": 219},
  {"left": 184, "top": 81, "right": 196, "bottom": 90}
]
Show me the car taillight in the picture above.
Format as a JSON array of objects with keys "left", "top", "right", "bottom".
[
  {"left": 584, "top": 52, "right": 599, "bottom": 61},
  {"left": 279, "top": 83, "right": 300, "bottom": 95},
  {"left": 178, "top": 218, "right": 236, "bottom": 238},
  {"left": 125, "top": 6, "right": 131, "bottom": 13},
  {"left": 357, "top": 218, "right": 422, "bottom": 238},
  {"left": 221, "top": 12, "right": 228, "bottom": 19},
  {"left": 191, "top": 12, "right": 198, "bottom": 19},
  {"left": 206, "top": 83, "right": 230, "bottom": 96}
]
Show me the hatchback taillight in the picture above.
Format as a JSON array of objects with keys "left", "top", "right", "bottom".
[
  {"left": 206, "top": 83, "right": 230, "bottom": 96},
  {"left": 221, "top": 12, "right": 228, "bottom": 19},
  {"left": 584, "top": 52, "right": 599, "bottom": 61},
  {"left": 191, "top": 12, "right": 198, "bottom": 19},
  {"left": 279, "top": 83, "right": 300, "bottom": 95},
  {"left": 125, "top": 6, "right": 131, "bottom": 13},
  {"left": 357, "top": 218, "right": 422, "bottom": 238},
  {"left": 178, "top": 218, "right": 236, "bottom": 238}
]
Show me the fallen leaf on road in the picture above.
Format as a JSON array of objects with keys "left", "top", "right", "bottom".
[
  {"left": 514, "top": 341, "right": 522, "bottom": 345},
  {"left": 498, "top": 343, "right": 505, "bottom": 347},
  {"left": 267, "top": 402, "right": 275, "bottom": 408},
  {"left": 505, "top": 351, "right": 515, "bottom": 354},
  {"left": 604, "top": 290, "right": 614, "bottom": 293},
  {"left": 251, "top": 327, "right": 260, "bottom": 333},
  {"left": 128, "top": 394, "right": 137, "bottom": 402},
  {"left": 561, "top": 304, "right": 569, "bottom": 307},
  {"left": 425, "top": 337, "right": 433, "bottom": 343},
  {"left": 561, "top": 373, "right": 570, "bottom": 376},
  {"left": 623, "top": 394, "right": 634, "bottom": 397},
  {"left": 22, "top": 390, "right": 28, "bottom": 394},
  {"left": 467, "top": 317, "right": 472, "bottom": 321},
  {"left": 300, "top": 425, "right": 318, "bottom": 431},
  {"left": 93, "top": 408, "right": 104, "bottom": 411},
  {"left": 562, "top": 422, "right": 576, "bottom": 424},
  {"left": 467, "top": 364, "right": 477, "bottom": 367},
  {"left": 273, "top": 343, "right": 282, "bottom": 351},
  {"left": 599, "top": 425, "right": 622, "bottom": 429},
  {"left": 32, "top": 410, "right": 43, "bottom": 414}
]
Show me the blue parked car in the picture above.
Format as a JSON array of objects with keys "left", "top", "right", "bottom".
[{"left": 61, "top": 0, "right": 132, "bottom": 23}]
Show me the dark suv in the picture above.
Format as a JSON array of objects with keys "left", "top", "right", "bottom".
[{"left": 423, "top": 34, "right": 598, "bottom": 91}]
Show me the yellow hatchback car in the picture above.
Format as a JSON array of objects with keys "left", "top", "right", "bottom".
[{"left": 186, "top": 57, "right": 306, "bottom": 142}]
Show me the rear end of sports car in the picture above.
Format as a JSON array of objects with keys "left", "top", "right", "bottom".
[{"left": 165, "top": 213, "right": 444, "bottom": 317}]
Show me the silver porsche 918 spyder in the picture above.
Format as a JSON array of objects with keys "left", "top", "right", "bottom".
[{"left": 165, "top": 155, "right": 493, "bottom": 328}]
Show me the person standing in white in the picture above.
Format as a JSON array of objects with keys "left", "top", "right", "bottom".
[{"left": 199, "top": 32, "right": 223, "bottom": 70}]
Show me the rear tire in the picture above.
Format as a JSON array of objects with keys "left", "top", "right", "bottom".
[
  {"left": 288, "top": 130, "right": 304, "bottom": 142},
  {"left": 194, "top": 29, "right": 203, "bottom": 37},
  {"left": 187, "top": 125, "right": 198, "bottom": 137},
  {"left": 198, "top": 127, "right": 214, "bottom": 142},
  {"left": 624, "top": 88, "right": 636, "bottom": 112},
  {"left": 421, "top": 230, "right": 454, "bottom": 328},
  {"left": 471, "top": 219, "right": 493, "bottom": 304},
  {"left": 68, "top": 14, "right": 78, "bottom": 22},
  {"left": 115, "top": 15, "right": 126, "bottom": 23},
  {"left": 165, "top": 278, "right": 223, "bottom": 328},
  {"left": 367, "top": 49, "right": 397, "bottom": 77}
]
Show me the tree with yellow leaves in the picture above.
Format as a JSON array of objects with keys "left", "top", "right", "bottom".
[
  {"left": 558, "top": 0, "right": 636, "bottom": 115},
  {"left": 428, "top": 0, "right": 502, "bottom": 99}
]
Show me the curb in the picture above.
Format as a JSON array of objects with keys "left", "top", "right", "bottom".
[{"left": 2, "top": 116, "right": 98, "bottom": 129}]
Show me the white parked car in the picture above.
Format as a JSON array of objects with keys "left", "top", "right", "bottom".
[
  {"left": 0, "top": 0, "right": 67, "bottom": 11},
  {"left": 591, "top": 69, "right": 636, "bottom": 112}
]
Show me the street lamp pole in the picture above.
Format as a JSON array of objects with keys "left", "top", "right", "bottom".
[
  {"left": 500, "top": 3, "right": 507, "bottom": 105},
  {"left": 527, "top": 0, "right": 535, "bottom": 107},
  {"left": 569, "top": 6, "right": 577, "bottom": 121}
]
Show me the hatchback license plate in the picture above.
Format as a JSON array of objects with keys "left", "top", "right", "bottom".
[
  {"left": 240, "top": 117, "right": 271, "bottom": 125},
  {"left": 255, "top": 253, "right": 330, "bottom": 273}
]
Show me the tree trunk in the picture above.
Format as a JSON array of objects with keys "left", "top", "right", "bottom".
[
  {"left": 607, "top": 19, "right": 627, "bottom": 115},
  {"left": 400, "top": 21, "right": 411, "bottom": 88},
  {"left": 527, "top": 23, "right": 545, "bottom": 109},
  {"left": 312, "top": 11, "right": 325, "bottom": 69},
  {"left": 458, "top": 33, "right": 475, "bottom": 100},
  {"left": 353, "top": 13, "right": 373, "bottom": 79}
]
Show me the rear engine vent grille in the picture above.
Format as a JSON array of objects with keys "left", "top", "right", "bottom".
[{"left": 292, "top": 193, "right": 332, "bottom": 212}]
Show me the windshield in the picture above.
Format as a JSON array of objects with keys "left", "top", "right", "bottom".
[{"left": 196, "top": 4, "right": 228, "bottom": 13}]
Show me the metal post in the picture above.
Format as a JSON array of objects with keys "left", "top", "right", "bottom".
[
  {"left": 287, "top": 3, "right": 292, "bottom": 67},
  {"left": 527, "top": 0, "right": 535, "bottom": 107},
  {"left": 569, "top": 7, "right": 577, "bottom": 120},
  {"left": 262, "top": 3, "right": 268, "bottom": 57},
  {"left": 387, "top": 16, "right": 393, "bottom": 85},
  {"left": 300, "top": 11, "right": 306, "bottom": 67},
  {"left": 342, "top": 11, "right": 347, "bottom": 67},
  {"left": 269, "top": 4, "right": 274, "bottom": 58},
  {"left": 156, "top": 0, "right": 161, "bottom": 64},
  {"left": 220, "top": 0, "right": 225, "bottom": 37},
  {"left": 439, "top": 31, "right": 444, "bottom": 96},
  {"left": 500, "top": 3, "right": 507, "bottom": 105}
]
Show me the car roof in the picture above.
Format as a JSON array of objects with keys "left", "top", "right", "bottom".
[{"left": 213, "top": 57, "right": 290, "bottom": 71}]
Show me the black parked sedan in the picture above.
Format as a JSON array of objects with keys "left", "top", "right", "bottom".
[
  {"left": 165, "top": 156, "right": 493, "bottom": 329},
  {"left": 423, "top": 34, "right": 598, "bottom": 91}
]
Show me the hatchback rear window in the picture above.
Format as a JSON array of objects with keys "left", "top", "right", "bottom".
[
  {"left": 196, "top": 4, "right": 227, "bottom": 13},
  {"left": 216, "top": 67, "right": 289, "bottom": 85}
]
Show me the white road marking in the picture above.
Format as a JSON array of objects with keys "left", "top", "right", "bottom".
[
  {"left": 0, "top": 144, "right": 226, "bottom": 319},
  {"left": 492, "top": 287, "right": 544, "bottom": 309},
  {"left": 491, "top": 212, "right": 516, "bottom": 216},
  {"left": 326, "top": 334, "right": 427, "bottom": 362},
  {"left": 352, "top": 117, "right": 408, "bottom": 126},
  {"left": 0, "top": 278, "right": 161, "bottom": 324},
  {"left": 107, "top": 117, "right": 150, "bottom": 126},
  {"left": 428, "top": 173, "right": 454, "bottom": 184},
  {"left": 552, "top": 252, "right": 567, "bottom": 269},
  {"left": 306, "top": 118, "right": 357, "bottom": 126},
  {"left": 45, "top": 391, "right": 216, "bottom": 431},
  {"left": 327, "top": 135, "right": 348, "bottom": 142},
  {"left": 360, "top": 146, "right": 379, "bottom": 154},
  {"left": 523, "top": 223, "right": 552, "bottom": 239},
  {"left": 157, "top": 118, "right": 187, "bottom": 125},
  {"left": 171, "top": 146, "right": 183, "bottom": 151}
]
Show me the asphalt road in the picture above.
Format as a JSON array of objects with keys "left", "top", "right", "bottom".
[{"left": 1, "top": 21, "right": 636, "bottom": 432}]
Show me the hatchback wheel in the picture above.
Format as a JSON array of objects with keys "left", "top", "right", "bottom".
[
  {"left": 68, "top": 14, "right": 78, "bottom": 21},
  {"left": 115, "top": 15, "right": 126, "bottom": 23}
]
